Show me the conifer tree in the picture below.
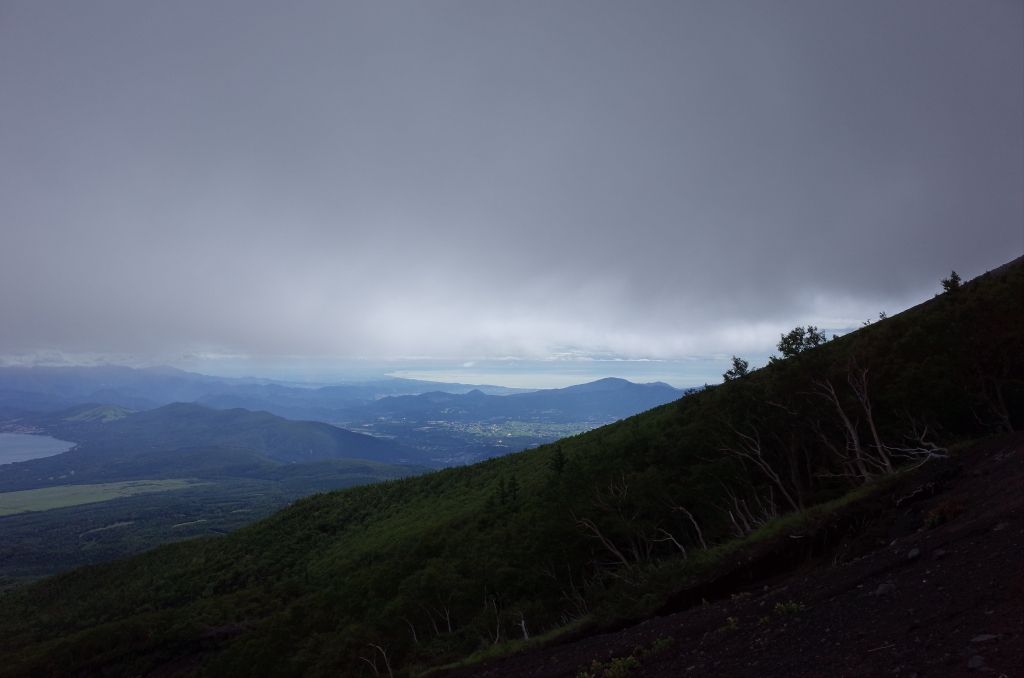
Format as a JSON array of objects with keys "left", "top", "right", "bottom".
[{"left": 549, "top": 445, "right": 566, "bottom": 474}]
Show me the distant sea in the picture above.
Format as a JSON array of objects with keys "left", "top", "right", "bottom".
[{"left": 0, "top": 433, "right": 75, "bottom": 465}]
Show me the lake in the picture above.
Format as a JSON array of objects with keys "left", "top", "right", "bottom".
[{"left": 0, "top": 433, "right": 76, "bottom": 465}]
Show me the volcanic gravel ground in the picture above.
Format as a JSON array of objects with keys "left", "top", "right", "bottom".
[{"left": 437, "top": 433, "right": 1023, "bottom": 678}]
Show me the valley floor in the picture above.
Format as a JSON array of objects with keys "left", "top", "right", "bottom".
[{"left": 436, "top": 433, "right": 1023, "bottom": 678}]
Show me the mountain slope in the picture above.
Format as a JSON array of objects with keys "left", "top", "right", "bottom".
[
  {"left": 63, "top": 402, "right": 420, "bottom": 464},
  {"left": 0, "top": 455, "right": 431, "bottom": 580},
  {"left": 0, "top": 405, "right": 434, "bottom": 580},
  {"left": 434, "top": 433, "right": 1023, "bottom": 678},
  {"left": 0, "top": 404, "right": 429, "bottom": 494},
  {"left": 0, "top": 260, "right": 1019, "bottom": 678}
]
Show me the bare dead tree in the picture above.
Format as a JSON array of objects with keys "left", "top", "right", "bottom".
[
  {"left": 517, "top": 611, "right": 530, "bottom": 642},
  {"left": 359, "top": 644, "right": 394, "bottom": 678},
  {"left": 483, "top": 595, "right": 502, "bottom": 644},
  {"left": 359, "top": 654, "right": 379, "bottom": 677},
  {"left": 434, "top": 595, "right": 454, "bottom": 634},
  {"left": 715, "top": 419, "right": 802, "bottom": 512},
  {"left": 715, "top": 482, "right": 778, "bottom": 538},
  {"left": 418, "top": 603, "right": 440, "bottom": 637},
  {"left": 369, "top": 644, "right": 394, "bottom": 678},
  {"left": 847, "top": 367, "right": 893, "bottom": 474},
  {"left": 749, "top": 484, "right": 779, "bottom": 524},
  {"left": 570, "top": 474, "right": 661, "bottom": 576},
  {"left": 400, "top": 616, "right": 419, "bottom": 645},
  {"left": 806, "top": 412, "right": 891, "bottom": 483},
  {"left": 976, "top": 374, "right": 1015, "bottom": 434},
  {"left": 591, "top": 474, "right": 658, "bottom": 564},
  {"left": 652, "top": 527, "right": 687, "bottom": 557},
  {"left": 659, "top": 496, "right": 708, "bottom": 550},
  {"left": 570, "top": 509, "right": 631, "bottom": 569},
  {"left": 765, "top": 397, "right": 833, "bottom": 496},
  {"left": 809, "top": 378, "right": 874, "bottom": 481},
  {"left": 885, "top": 416, "right": 949, "bottom": 465},
  {"left": 559, "top": 564, "right": 590, "bottom": 620}
]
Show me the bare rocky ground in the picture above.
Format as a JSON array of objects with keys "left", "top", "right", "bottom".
[{"left": 437, "top": 432, "right": 1023, "bottom": 678}]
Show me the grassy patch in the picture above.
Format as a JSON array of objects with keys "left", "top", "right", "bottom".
[
  {"left": 78, "top": 521, "right": 134, "bottom": 537},
  {"left": 0, "top": 480, "right": 202, "bottom": 516},
  {"left": 773, "top": 601, "right": 805, "bottom": 617},
  {"left": 716, "top": 616, "right": 740, "bottom": 633},
  {"left": 171, "top": 519, "right": 209, "bottom": 529},
  {"left": 64, "top": 405, "right": 136, "bottom": 423}
]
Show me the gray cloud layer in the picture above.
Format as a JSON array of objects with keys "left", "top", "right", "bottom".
[{"left": 2, "top": 1, "right": 1021, "bottom": 362}]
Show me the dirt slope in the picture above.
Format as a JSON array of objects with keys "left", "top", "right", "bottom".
[{"left": 437, "top": 433, "right": 1023, "bottom": 678}]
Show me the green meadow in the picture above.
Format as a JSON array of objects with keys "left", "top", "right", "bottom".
[{"left": 0, "top": 479, "right": 198, "bottom": 516}]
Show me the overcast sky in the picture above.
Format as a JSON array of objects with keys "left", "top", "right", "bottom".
[{"left": 1, "top": 1, "right": 1021, "bottom": 386}]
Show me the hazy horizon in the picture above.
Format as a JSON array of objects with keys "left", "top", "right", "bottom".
[{"left": 0, "top": 355, "right": 721, "bottom": 390}]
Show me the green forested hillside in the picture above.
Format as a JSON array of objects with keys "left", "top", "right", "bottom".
[
  {"left": 50, "top": 402, "right": 424, "bottom": 465},
  {"left": 0, "top": 262, "right": 1020, "bottom": 677},
  {"left": 0, "top": 457, "right": 430, "bottom": 581},
  {"left": 0, "top": 408, "right": 433, "bottom": 580},
  {"left": 0, "top": 405, "right": 427, "bottom": 495}
]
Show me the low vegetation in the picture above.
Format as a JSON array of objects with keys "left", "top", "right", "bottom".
[
  {"left": 0, "top": 479, "right": 197, "bottom": 516},
  {"left": 0, "top": 263, "right": 1019, "bottom": 677},
  {"left": 0, "top": 459, "right": 429, "bottom": 580}
]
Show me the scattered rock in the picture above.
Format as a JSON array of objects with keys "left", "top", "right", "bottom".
[
  {"left": 967, "top": 655, "right": 985, "bottom": 669},
  {"left": 992, "top": 522, "right": 1008, "bottom": 531},
  {"left": 932, "top": 549, "right": 946, "bottom": 559},
  {"left": 907, "top": 549, "right": 920, "bottom": 560},
  {"left": 970, "top": 634, "right": 998, "bottom": 643},
  {"left": 874, "top": 583, "right": 896, "bottom": 596}
]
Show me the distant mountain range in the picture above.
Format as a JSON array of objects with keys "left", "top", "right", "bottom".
[
  {"left": 340, "top": 378, "right": 684, "bottom": 424},
  {"left": 0, "top": 377, "right": 687, "bottom": 577},
  {"left": 0, "top": 365, "right": 526, "bottom": 414},
  {"left": 3, "top": 402, "right": 426, "bottom": 483},
  {"left": 0, "top": 367, "right": 689, "bottom": 463}
]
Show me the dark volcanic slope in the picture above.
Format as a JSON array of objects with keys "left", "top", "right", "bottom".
[{"left": 437, "top": 433, "right": 1023, "bottom": 678}]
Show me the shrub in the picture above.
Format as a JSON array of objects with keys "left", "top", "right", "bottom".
[
  {"left": 716, "top": 616, "right": 740, "bottom": 633},
  {"left": 774, "top": 601, "right": 805, "bottom": 617},
  {"left": 604, "top": 656, "right": 641, "bottom": 678},
  {"left": 633, "top": 636, "right": 675, "bottom": 656},
  {"left": 650, "top": 636, "right": 675, "bottom": 652}
]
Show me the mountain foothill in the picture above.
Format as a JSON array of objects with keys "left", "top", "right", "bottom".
[{"left": 0, "top": 366, "right": 686, "bottom": 583}]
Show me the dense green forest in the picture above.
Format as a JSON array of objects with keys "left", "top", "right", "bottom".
[
  {"left": 0, "top": 457, "right": 428, "bottom": 581},
  {"left": 0, "top": 261, "right": 1020, "bottom": 677},
  {"left": 0, "top": 407, "right": 431, "bottom": 579}
]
